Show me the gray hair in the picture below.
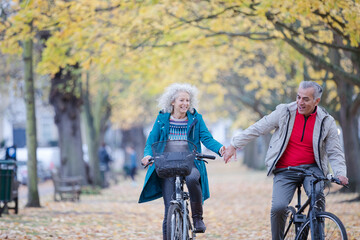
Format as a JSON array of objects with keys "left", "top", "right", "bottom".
[
  {"left": 299, "top": 81, "right": 323, "bottom": 99},
  {"left": 158, "top": 83, "right": 198, "bottom": 113}
]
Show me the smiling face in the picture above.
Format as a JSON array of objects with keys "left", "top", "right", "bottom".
[
  {"left": 296, "top": 87, "right": 320, "bottom": 117},
  {"left": 172, "top": 91, "right": 190, "bottom": 118}
]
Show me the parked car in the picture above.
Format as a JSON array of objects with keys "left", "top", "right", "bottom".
[
  {"left": 16, "top": 160, "right": 51, "bottom": 185},
  {"left": 15, "top": 147, "right": 60, "bottom": 185}
]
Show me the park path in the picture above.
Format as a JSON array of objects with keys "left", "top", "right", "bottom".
[{"left": 1, "top": 160, "right": 359, "bottom": 239}]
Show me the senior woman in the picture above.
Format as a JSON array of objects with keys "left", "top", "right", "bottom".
[{"left": 139, "top": 83, "right": 224, "bottom": 239}]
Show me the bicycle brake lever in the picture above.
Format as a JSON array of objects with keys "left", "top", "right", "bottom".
[{"left": 142, "top": 159, "right": 154, "bottom": 168}]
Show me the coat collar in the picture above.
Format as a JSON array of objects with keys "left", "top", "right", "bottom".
[
  {"left": 158, "top": 109, "right": 198, "bottom": 122},
  {"left": 157, "top": 109, "right": 198, "bottom": 138}
]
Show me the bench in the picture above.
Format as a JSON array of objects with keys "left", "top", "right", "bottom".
[{"left": 51, "top": 172, "right": 82, "bottom": 202}]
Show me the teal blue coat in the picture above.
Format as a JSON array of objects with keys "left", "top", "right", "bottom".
[{"left": 138, "top": 109, "right": 223, "bottom": 203}]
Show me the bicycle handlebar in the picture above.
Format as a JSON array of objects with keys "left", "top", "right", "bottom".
[
  {"left": 196, "top": 153, "right": 216, "bottom": 160},
  {"left": 142, "top": 151, "right": 216, "bottom": 169},
  {"left": 142, "top": 157, "right": 154, "bottom": 168},
  {"left": 287, "top": 166, "right": 348, "bottom": 187}
]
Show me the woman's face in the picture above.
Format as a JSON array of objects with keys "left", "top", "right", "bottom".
[{"left": 172, "top": 91, "right": 190, "bottom": 116}]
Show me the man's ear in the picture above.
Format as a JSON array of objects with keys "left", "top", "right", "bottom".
[{"left": 315, "top": 98, "right": 321, "bottom": 106}]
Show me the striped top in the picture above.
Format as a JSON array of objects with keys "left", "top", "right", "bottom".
[{"left": 168, "top": 116, "right": 188, "bottom": 140}]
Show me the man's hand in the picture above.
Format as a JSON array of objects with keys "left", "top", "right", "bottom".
[
  {"left": 337, "top": 175, "right": 349, "bottom": 185},
  {"left": 223, "top": 145, "right": 237, "bottom": 163}
]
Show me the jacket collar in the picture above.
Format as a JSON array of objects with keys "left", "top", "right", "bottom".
[
  {"left": 315, "top": 106, "right": 329, "bottom": 120},
  {"left": 288, "top": 101, "right": 328, "bottom": 120}
]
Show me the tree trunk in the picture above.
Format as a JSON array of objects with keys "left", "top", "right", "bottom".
[
  {"left": 243, "top": 134, "right": 269, "bottom": 170},
  {"left": 23, "top": 38, "right": 41, "bottom": 207},
  {"left": 329, "top": 38, "right": 360, "bottom": 193},
  {"left": 82, "top": 107, "right": 100, "bottom": 186},
  {"left": 81, "top": 72, "right": 112, "bottom": 187},
  {"left": 50, "top": 67, "right": 87, "bottom": 183},
  {"left": 337, "top": 81, "right": 360, "bottom": 192}
]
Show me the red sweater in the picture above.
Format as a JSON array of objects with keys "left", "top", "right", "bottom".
[{"left": 276, "top": 109, "right": 317, "bottom": 168}]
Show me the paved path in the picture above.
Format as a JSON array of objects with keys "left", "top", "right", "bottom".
[
  {"left": 18, "top": 180, "right": 54, "bottom": 200},
  {"left": 2, "top": 160, "right": 359, "bottom": 239}
]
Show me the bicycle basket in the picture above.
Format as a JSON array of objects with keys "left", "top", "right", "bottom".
[{"left": 151, "top": 140, "right": 196, "bottom": 178}]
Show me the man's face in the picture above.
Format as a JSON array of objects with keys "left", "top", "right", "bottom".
[{"left": 296, "top": 87, "right": 320, "bottom": 117}]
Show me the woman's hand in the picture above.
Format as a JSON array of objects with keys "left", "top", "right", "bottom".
[
  {"left": 141, "top": 155, "right": 152, "bottom": 166},
  {"left": 219, "top": 146, "right": 226, "bottom": 157}
]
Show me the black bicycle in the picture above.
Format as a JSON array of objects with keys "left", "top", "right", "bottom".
[
  {"left": 283, "top": 166, "right": 348, "bottom": 240},
  {"left": 143, "top": 140, "right": 215, "bottom": 240}
]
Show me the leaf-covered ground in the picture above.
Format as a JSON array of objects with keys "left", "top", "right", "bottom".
[{"left": 1, "top": 161, "right": 359, "bottom": 239}]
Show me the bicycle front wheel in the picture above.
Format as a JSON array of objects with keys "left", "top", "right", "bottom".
[
  {"left": 284, "top": 206, "right": 296, "bottom": 240},
  {"left": 167, "top": 203, "right": 185, "bottom": 240},
  {"left": 296, "top": 211, "right": 347, "bottom": 240}
]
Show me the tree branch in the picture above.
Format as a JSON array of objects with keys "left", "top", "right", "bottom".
[
  {"left": 166, "top": 5, "right": 243, "bottom": 25},
  {"left": 283, "top": 36, "right": 360, "bottom": 86},
  {"left": 265, "top": 15, "right": 360, "bottom": 86},
  {"left": 95, "top": 4, "right": 121, "bottom": 12},
  {"left": 312, "top": 9, "right": 348, "bottom": 40},
  {"left": 273, "top": 20, "right": 360, "bottom": 53},
  {"left": 192, "top": 23, "right": 276, "bottom": 41}
]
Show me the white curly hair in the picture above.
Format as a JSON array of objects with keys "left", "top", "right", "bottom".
[{"left": 158, "top": 83, "right": 198, "bottom": 114}]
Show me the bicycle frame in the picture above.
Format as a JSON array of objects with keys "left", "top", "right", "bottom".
[
  {"left": 284, "top": 167, "right": 348, "bottom": 240},
  {"left": 291, "top": 186, "right": 309, "bottom": 234},
  {"left": 286, "top": 178, "right": 321, "bottom": 238},
  {"left": 308, "top": 177, "right": 323, "bottom": 239},
  {"left": 170, "top": 176, "right": 194, "bottom": 240}
]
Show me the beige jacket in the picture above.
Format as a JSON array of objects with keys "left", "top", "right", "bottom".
[{"left": 231, "top": 102, "right": 347, "bottom": 177}]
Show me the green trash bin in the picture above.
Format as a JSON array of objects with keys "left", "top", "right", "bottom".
[{"left": 0, "top": 160, "right": 18, "bottom": 217}]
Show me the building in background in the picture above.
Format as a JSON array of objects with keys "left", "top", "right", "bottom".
[{"left": 0, "top": 96, "right": 58, "bottom": 148}]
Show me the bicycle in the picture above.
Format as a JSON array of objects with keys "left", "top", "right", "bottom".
[
  {"left": 283, "top": 166, "right": 348, "bottom": 240},
  {"left": 143, "top": 140, "right": 215, "bottom": 240}
]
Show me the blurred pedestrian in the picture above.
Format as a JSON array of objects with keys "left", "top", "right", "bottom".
[
  {"left": 98, "top": 142, "right": 112, "bottom": 188},
  {"left": 126, "top": 145, "right": 138, "bottom": 186}
]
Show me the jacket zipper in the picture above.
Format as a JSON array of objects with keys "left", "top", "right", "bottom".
[
  {"left": 267, "top": 108, "right": 291, "bottom": 176},
  {"left": 187, "top": 118, "right": 197, "bottom": 138},
  {"left": 301, "top": 116, "right": 309, "bottom": 142},
  {"left": 317, "top": 117, "right": 326, "bottom": 175}
]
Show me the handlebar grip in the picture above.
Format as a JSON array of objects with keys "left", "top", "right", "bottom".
[
  {"left": 329, "top": 175, "right": 349, "bottom": 188},
  {"left": 197, "top": 153, "right": 216, "bottom": 160},
  {"left": 142, "top": 158, "right": 154, "bottom": 168},
  {"left": 332, "top": 177, "right": 341, "bottom": 185}
]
